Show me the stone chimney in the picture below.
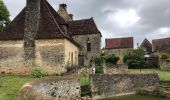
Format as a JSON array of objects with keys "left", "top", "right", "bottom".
[
  {"left": 69, "top": 14, "right": 73, "bottom": 20},
  {"left": 24, "top": 0, "right": 41, "bottom": 67},
  {"left": 59, "top": 4, "right": 67, "bottom": 11}
]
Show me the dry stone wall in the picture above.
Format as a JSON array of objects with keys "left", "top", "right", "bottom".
[
  {"left": 19, "top": 75, "right": 81, "bottom": 100},
  {"left": 91, "top": 73, "right": 159, "bottom": 99}
]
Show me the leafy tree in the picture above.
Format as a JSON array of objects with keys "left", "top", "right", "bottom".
[
  {"left": 105, "top": 53, "right": 119, "bottom": 64},
  {"left": 123, "top": 48, "right": 146, "bottom": 69},
  {"left": 160, "top": 52, "right": 170, "bottom": 61},
  {"left": 0, "top": 0, "right": 10, "bottom": 31}
]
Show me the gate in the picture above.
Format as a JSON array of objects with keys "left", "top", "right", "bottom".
[{"left": 78, "top": 55, "right": 84, "bottom": 66}]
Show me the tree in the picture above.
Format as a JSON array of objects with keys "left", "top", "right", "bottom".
[
  {"left": 123, "top": 48, "right": 146, "bottom": 69},
  {"left": 0, "top": 0, "right": 10, "bottom": 31},
  {"left": 105, "top": 53, "right": 119, "bottom": 65}
]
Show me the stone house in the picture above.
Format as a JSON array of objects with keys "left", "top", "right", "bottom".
[
  {"left": 152, "top": 37, "right": 170, "bottom": 54},
  {"left": 104, "top": 37, "right": 134, "bottom": 64},
  {"left": 0, "top": 0, "right": 101, "bottom": 68},
  {"left": 57, "top": 4, "right": 102, "bottom": 67},
  {"left": 140, "top": 38, "right": 152, "bottom": 54}
]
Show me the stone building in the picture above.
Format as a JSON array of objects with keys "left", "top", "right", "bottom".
[
  {"left": 104, "top": 37, "right": 134, "bottom": 64},
  {"left": 152, "top": 37, "right": 170, "bottom": 54},
  {"left": 140, "top": 38, "right": 152, "bottom": 54},
  {"left": 0, "top": 0, "right": 101, "bottom": 68},
  {"left": 57, "top": 4, "right": 102, "bottom": 67}
]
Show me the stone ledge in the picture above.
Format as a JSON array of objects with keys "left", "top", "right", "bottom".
[{"left": 19, "top": 75, "right": 81, "bottom": 100}]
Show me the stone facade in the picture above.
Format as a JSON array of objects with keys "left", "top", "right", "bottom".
[
  {"left": 91, "top": 73, "right": 159, "bottom": 99},
  {"left": 72, "top": 34, "right": 101, "bottom": 67},
  {"left": 24, "top": 0, "right": 41, "bottom": 66},
  {"left": 19, "top": 75, "right": 81, "bottom": 100},
  {"left": 104, "top": 48, "right": 133, "bottom": 64},
  {"left": 0, "top": 39, "right": 79, "bottom": 69}
]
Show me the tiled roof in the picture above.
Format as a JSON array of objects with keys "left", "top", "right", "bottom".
[
  {"left": 152, "top": 37, "right": 170, "bottom": 53},
  {"left": 68, "top": 18, "right": 102, "bottom": 36},
  {"left": 105, "top": 37, "right": 134, "bottom": 49},
  {"left": 140, "top": 38, "right": 152, "bottom": 53},
  {"left": 0, "top": 0, "right": 66, "bottom": 40}
]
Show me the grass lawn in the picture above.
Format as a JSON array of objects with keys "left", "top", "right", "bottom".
[
  {"left": 128, "top": 69, "right": 170, "bottom": 81},
  {"left": 0, "top": 75, "right": 37, "bottom": 100}
]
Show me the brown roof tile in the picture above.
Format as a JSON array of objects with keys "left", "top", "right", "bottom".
[
  {"left": 140, "top": 38, "right": 152, "bottom": 53},
  {"left": 68, "top": 18, "right": 101, "bottom": 36},
  {"left": 0, "top": 0, "right": 66, "bottom": 40},
  {"left": 152, "top": 37, "right": 170, "bottom": 53},
  {"left": 105, "top": 37, "right": 134, "bottom": 49}
]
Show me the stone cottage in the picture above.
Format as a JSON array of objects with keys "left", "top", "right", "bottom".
[
  {"left": 57, "top": 4, "right": 102, "bottom": 67},
  {"left": 104, "top": 37, "right": 134, "bottom": 64},
  {"left": 0, "top": 0, "right": 101, "bottom": 68},
  {"left": 152, "top": 37, "right": 170, "bottom": 54}
]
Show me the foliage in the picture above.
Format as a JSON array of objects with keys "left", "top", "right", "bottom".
[
  {"left": 123, "top": 48, "right": 146, "bottom": 69},
  {"left": 80, "top": 76, "right": 90, "bottom": 86},
  {"left": 160, "top": 52, "right": 170, "bottom": 61},
  {"left": 0, "top": 0, "right": 10, "bottom": 31},
  {"left": 31, "top": 67, "right": 49, "bottom": 78},
  {"left": 81, "top": 85, "right": 91, "bottom": 97},
  {"left": 104, "top": 53, "right": 119, "bottom": 64},
  {"left": 128, "top": 69, "right": 170, "bottom": 81},
  {"left": 160, "top": 67, "right": 170, "bottom": 72},
  {"left": 94, "top": 56, "right": 103, "bottom": 66},
  {"left": 95, "top": 66, "right": 103, "bottom": 74}
]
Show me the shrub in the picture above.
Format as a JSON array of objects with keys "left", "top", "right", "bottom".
[
  {"left": 94, "top": 56, "right": 103, "bottom": 66},
  {"left": 95, "top": 66, "right": 103, "bottom": 74},
  {"left": 31, "top": 68, "right": 49, "bottom": 78},
  {"left": 104, "top": 53, "right": 119, "bottom": 64},
  {"left": 123, "top": 48, "right": 146, "bottom": 69},
  {"left": 160, "top": 52, "right": 170, "bottom": 60},
  {"left": 0, "top": 76, "right": 2, "bottom": 87}
]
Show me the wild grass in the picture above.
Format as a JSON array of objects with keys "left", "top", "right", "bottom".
[
  {"left": 0, "top": 75, "right": 36, "bottom": 100},
  {"left": 128, "top": 69, "right": 170, "bottom": 81}
]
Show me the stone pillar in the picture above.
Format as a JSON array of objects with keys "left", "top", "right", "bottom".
[{"left": 24, "top": 0, "right": 41, "bottom": 67}]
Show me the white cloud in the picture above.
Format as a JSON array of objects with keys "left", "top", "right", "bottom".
[{"left": 107, "top": 9, "right": 140, "bottom": 28}]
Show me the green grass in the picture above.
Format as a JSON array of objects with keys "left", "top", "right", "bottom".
[
  {"left": 128, "top": 69, "right": 170, "bottom": 81},
  {"left": 80, "top": 76, "right": 90, "bottom": 86},
  {"left": 0, "top": 75, "right": 36, "bottom": 100}
]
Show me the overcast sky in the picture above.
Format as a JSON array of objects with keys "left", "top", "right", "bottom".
[{"left": 3, "top": 0, "right": 170, "bottom": 48}]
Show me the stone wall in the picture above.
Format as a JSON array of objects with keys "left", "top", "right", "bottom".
[
  {"left": 103, "top": 64, "right": 128, "bottom": 74},
  {"left": 160, "top": 60, "right": 170, "bottom": 69},
  {"left": 0, "top": 40, "right": 24, "bottom": 67},
  {"left": 0, "top": 39, "right": 79, "bottom": 74},
  {"left": 104, "top": 48, "right": 133, "bottom": 64},
  {"left": 72, "top": 34, "right": 101, "bottom": 67},
  {"left": 19, "top": 75, "right": 81, "bottom": 100},
  {"left": 91, "top": 73, "right": 159, "bottom": 99}
]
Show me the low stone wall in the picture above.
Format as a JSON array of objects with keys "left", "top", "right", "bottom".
[
  {"left": 91, "top": 73, "right": 159, "bottom": 99},
  {"left": 160, "top": 60, "right": 170, "bottom": 69},
  {"left": 103, "top": 64, "right": 128, "bottom": 74},
  {"left": 19, "top": 75, "right": 81, "bottom": 100}
]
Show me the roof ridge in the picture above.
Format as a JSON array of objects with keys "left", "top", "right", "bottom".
[{"left": 43, "top": 0, "right": 65, "bottom": 37}]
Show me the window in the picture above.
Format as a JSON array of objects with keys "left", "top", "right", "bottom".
[{"left": 87, "top": 43, "right": 91, "bottom": 52}]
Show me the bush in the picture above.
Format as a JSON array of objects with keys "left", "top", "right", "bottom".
[
  {"left": 123, "top": 48, "right": 146, "bottom": 69},
  {"left": 94, "top": 56, "right": 103, "bottom": 66},
  {"left": 95, "top": 66, "right": 103, "bottom": 74},
  {"left": 104, "top": 53, "right": 119, "bottom": 64},
  {"left": 160, "top": 52, "right": 170, "bottom": 60},
  {"left": 31, "top": 68, "right": 49, "bottom": 78}
]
